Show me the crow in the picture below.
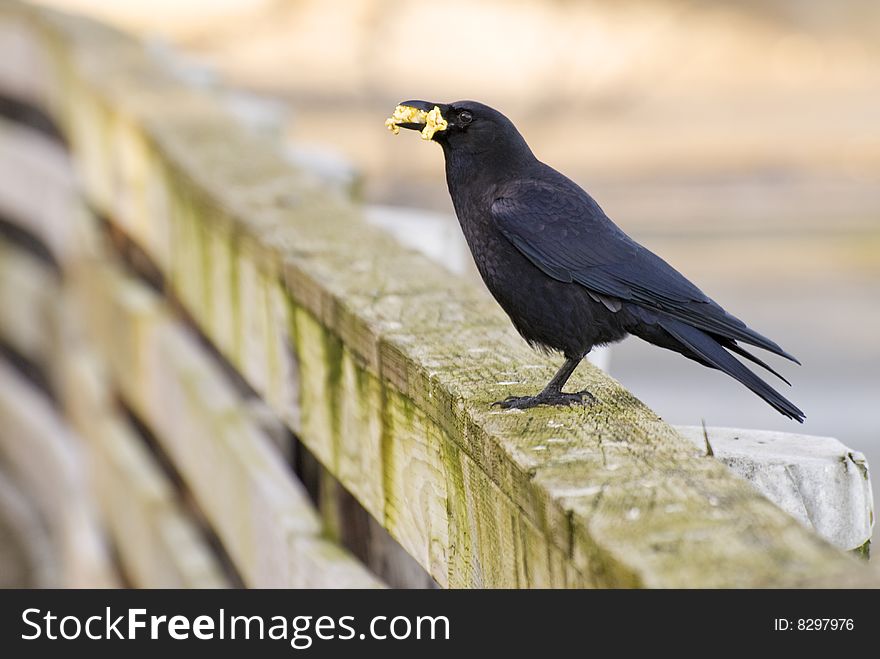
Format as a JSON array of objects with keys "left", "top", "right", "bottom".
[{"left": 388, "top": 100, "right": 804, "bottom": 422}]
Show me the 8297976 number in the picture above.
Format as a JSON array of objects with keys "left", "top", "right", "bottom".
[
  {"left": 774, "top": 618, "right": 854, "bottom": 631},
  {"left": 800, "top": 619, "right": 853, "bottom": 631}
]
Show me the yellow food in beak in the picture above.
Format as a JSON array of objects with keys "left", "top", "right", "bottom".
[{"left": 385, "top": 104, "right": 448, "bottom": 140}]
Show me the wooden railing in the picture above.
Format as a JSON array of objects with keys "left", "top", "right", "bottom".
[{"left": 0, "top": 0, "right": 875, "bottom": 588}]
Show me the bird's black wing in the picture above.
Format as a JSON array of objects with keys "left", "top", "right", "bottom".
[{"left": 491, "top": 178, "right": 799, "bottom": 363}]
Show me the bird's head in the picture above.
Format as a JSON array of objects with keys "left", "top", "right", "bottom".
[{"left": 386, "top": 100, "right": 532, "bottom": 161}]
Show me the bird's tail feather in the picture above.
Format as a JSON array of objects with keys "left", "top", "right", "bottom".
[
  {"left": 718, "top": 338, "right": 791, "bottom": 386},
  {"left": 660, "top": 318, "right": 805, "bottom": 422}
]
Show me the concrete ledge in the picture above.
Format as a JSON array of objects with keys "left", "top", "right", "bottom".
[
  {"left": 0, "top": 0, "right": 876, "bottom": 587},
  {"left": 677, "top": 426, "right": 873, "bottom": 554}
]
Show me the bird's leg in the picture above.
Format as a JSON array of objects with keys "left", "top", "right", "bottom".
[{"left": 492, "top": 356, "right": 596, "bottom": 410}]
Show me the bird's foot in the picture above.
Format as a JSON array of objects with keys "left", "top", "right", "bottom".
[{"left": 491, "top": 389, "right": 595, "bottom": 410}]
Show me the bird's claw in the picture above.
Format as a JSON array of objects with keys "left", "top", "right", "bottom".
[{"left": 491, "top": 390, "right": 595, "bottom": 410}]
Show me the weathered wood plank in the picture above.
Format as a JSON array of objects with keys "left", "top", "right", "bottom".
[
  {"left": 0, "top": 117, "right": 80, "bottom": 262},
  {"left": 71, "top": 257, "right": 382, "bottom": 588},
  {"left": 313, "top": 468, "right": 438, "bottom": 588},
  {"left": 56, "top": 348, "right": 229, "bottom": 588},
  {"left": 0, "top": 466, "right": 59, "bottom": 587},
  {"left": 0, "top": 239, "right": 57, "bottom": 364},
  {"left": 0, "top": 8, "right": 52, "bottom": 109},
  {"left": 0, "top": 41, "right": 380, "bottom": 587},
  {"left": 2, "top": 0, "right": 874, "bottom": 587},
  {"left": 0, "top": 359, "right": 115, "bottom": 587}
]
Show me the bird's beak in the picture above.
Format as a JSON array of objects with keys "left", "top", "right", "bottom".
[
  {"left": 395, "top": 100, "right": 448, "bottom": 129},
  {"left": 386, "top": 100, "right": 451, "bottom": 140}
]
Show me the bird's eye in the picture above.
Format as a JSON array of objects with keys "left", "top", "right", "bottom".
[{"left": 458, "top": 110, "right": 473, "bottom": 125}]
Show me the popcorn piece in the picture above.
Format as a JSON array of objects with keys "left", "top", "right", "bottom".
[{"left": 385, "top": 104, "right": 448, "bottom": 140}]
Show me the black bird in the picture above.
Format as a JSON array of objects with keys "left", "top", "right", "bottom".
[{"left": 390, "top": 100, "right": 804, "bottom": 422}]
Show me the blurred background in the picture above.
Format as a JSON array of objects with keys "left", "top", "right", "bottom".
[{"left": 28, "top": 0, "right": 880, "bottom": 533}]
